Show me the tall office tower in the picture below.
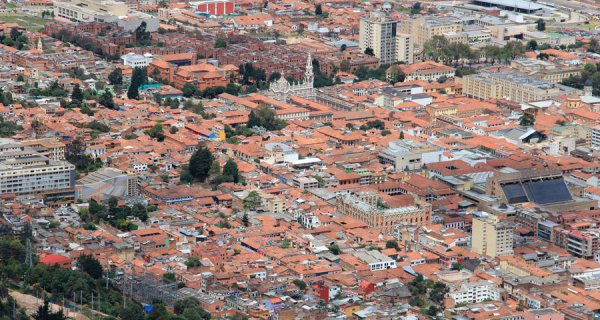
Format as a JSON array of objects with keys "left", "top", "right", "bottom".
[{"left": 359, "top": 12, "right": 414, "bottom": 65}]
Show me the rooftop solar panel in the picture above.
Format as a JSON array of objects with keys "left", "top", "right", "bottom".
[
  {"left": 523, "top": 179, "right": 572, "bottom": 205},
  {"left": 501, "top": 183, "right": 528, "bottom": 204}
]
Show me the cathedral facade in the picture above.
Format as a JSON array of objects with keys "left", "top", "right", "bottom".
[{"left": 265, "top": 52, "right": 315, "bottom": 101}]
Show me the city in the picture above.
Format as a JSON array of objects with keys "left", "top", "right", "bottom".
[{"left": 0, "top": 0, "right": 599, "bottom": 319}]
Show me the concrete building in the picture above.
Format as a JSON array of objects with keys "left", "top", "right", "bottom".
[
  {"left": 463, "top": 71, "right": 580, "bottom": 103},
  {"left": 400, "top": 16, "right": 463, "bottom": 47},
  {"left": 352, "top": 249, "right": 397, "bottom": 271},
  {"left": 54, "top": 0, "right": 128, "bottom": 22},
  {"left": 21, "top": 138, "right": 66, "bottom": 161},
  {"left": 292, "top": 176, "right": 319, "bottom": 190},
  {"left": 75, "top": 167, "right": 138, "bottom": 200},
  {"left": 510, "top": 58, "right": 581, "bottom": 84},
  {"left": 0, "top": 141, "right": 75, "bottom": 198},
  {"left": 449, "top": 280, "right": 501, "bottom": 304},
  {"left": 523, "top": 309, "right": 564, "bottom": 320},
  {"left": 471, "top": 213, "right": 514, "bottom": 258},
  {"left": 337, "top": 190, "right": 431, "bottom": 233},
  {"left": 122, "top": 52, "right": 153, "bottom": 68},
  {"left": 53, "top": 0, "right": 159, "bottom": 32},
  {"left": 359, "top": 12, "right": 414, "bottom": 65},
  {"left": 378, "top": 139, "right": 443, "bottom": 171}
]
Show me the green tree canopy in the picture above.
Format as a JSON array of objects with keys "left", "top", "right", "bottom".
[
  {"left": 222, "top": 159, "right": 240, "bottom": 183},
  {"left": 243, "top": 190, "right": 261, "bottom": 210},
  {"left": 108, "top": 67, "right": 123, "bottom": 85},
  {"left": 76, "top": 254, "right": 103, "bottom": 279},
  {"left": 189, "top": 144, "right": 213, "bottom": 182}
]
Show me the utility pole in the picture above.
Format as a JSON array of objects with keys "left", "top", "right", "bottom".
[
  {"left": 105, "top": 258, "right": 109, "bottom": 289},
  {"left": 25, "top": 239, "right": 33, "bottom": 269},
  {"left": 91, "top": 293, "right": 94, "bottom": 320}
]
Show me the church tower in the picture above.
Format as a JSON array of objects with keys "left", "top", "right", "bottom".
[
  {"left": 37, "top": 36, "right": 43, "bottom": 53},
  {"left": 304, "top": 52, "right": 314, "bottom": 86}
]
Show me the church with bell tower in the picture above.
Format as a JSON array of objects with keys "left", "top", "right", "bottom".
[{"left": 266, "top": 52, "right": 316, "bottom": 102}]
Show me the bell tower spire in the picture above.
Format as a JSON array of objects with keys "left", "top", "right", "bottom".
[{"left": 304, "top": 52, "right": 314, "bottom": 85}]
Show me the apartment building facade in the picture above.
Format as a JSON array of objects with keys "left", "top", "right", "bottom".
[
  {"left": 359, "top": 12, "right": 414, "bottom": 65},
  {"left": 0, "top": 141, "right": 75, "bottom": 196},
  {"left": 463, "top": 71, "right": 579, "bottom": 103},
  {"left": 471, "top": 213, "right": 514, "bottom": 258}
]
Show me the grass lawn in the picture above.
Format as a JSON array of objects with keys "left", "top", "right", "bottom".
[{"left": 0, "top": 13, "right": 51, "bottom": 31}]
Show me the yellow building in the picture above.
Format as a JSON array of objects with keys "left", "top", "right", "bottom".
[
  {"left": 471, "top": 213, "right": 513, "bottom": 258},
  {"left": 463, "top": 71, "right": 580, "bottom": 103},
  {"left": 337, "top": 191, "right": 431, "bottom": 233}
]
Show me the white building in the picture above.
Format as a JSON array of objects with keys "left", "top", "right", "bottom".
[
  {"left": 354, "top": 249, "right": 397, "bottom": 271},
  {"left": 292, "top": 176, "right": 319, "bottom": 190},
  {"left": 122, "top": 53, "right": 153, "bottom": 68},
  {"left": 0, "top": 141, "right": 75, "bottom": 196},
  {"left": 449, "top": 280, "right": 501, "bottom": 304},
  {"left": 54, "top": 0, "right": 159, "bottom": 32}
]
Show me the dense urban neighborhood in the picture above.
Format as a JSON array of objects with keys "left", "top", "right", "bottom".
[{"left": 0, "top": 0, "right": 599, "bottom": 319}]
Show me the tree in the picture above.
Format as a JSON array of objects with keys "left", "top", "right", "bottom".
[
  {"left": 315, "top": 3, "right": 322, "bottom": 15},
  {"left": 407, "top": 274, "right": 433, "bottom": 295},
  {"left": 519, "top": 113, "right": 535, "bottom": 126},
  {"left": 243, "top": 190, "right": 261, "bottom": 210},
  {"left": 209, "top": 161, "right": 221, "bottom": 176},
  {"left": 536, "top": 19, "right": 546, "bottom": 31},
  {"left": 76, "top": 254, "right": 103, "bottom": 279},
  {"left": 0, "top": 116, "right": 23, "bottom": 137},
  {"left": 385, "top": 240, "right": 399, "bottom": 250},
  {"left": 33, "top": 300, "right": 66, "bottom": 320},
  {"left": 146, "top": 124, "right": 165, "bottom": 141},
  {"left": 293, "top": 279, "right": 307, "bottom": 290},
  {"left": 128, "top": 67, "right": 147, "bottom": 100},
  {"left": 163, "top": 272, "right": 176, "bottom": 283},
  {"left": 215, "top": 38, "right": 227, "bottom": 48},
  {"left": 268, "top": 72, "right": 281, "bottom": 82},
  {"left": 120, "top": 304, "right": 145, "bottom": 320},
  {"left": 410, "top": 2, "right": 422, "bottom": 15},
  {"left": 108, "top": 68, "right": 123, "bottom": 85},
  {"left": 424, "top": 305, "right": 440, "bottom": 316},
  {"left": 70, "top": 84, "right": 84, "bottom": 102},
  {"left": 409, "top": 297, "right": 425, "bottom": 307},
  {"left": 451, "top": 262, "right": 464, "bottom": 271},
  {"left": 189, "top": 144, "right": 213, "bottom": 182},
  {"left": 65, "top": 138, "right": 88, "bottom": 170},
  {"left": 537, "top": 53, "right": 550, "bottom": 60},
  {"left": 174, "top": 297, "right": 199, "bottom": 315},
  {"left": 590, "top": 38, "right": 599, "bottom": 54},
  {"left": 225, "top": 82, "right": 241, "bottom": 96},
  {"left": 429, "top": 282, "right": 449, "bottom": 305},
  {"left": 241, "top": 213, "right": 249, "bottom": 227},
  {"left": 328, "top": 243, "right": 341, "bottom": 255},
  {"left": 98, "top": 91, "right": 115, "bottom": 109},
  {"left": 134, "top": 21, "right": 151, "bottom": 46},
  {"left": 222, "top": 159, "right": 240, "bottom": 183},
  {"left": 182, "top": 83, "right": 198, "bottom": 97},
  {"left": 340, "top": 44, "right": 347, "bottom": 52},
  {"left": 185, "top": 256, "right": 201, "bottom": 268},
  {"left": 527, "top": 40, "right": 538, "bottom": 51},
  {"left": 364, "top": 47, "right": 374, "bottom": 56}
]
